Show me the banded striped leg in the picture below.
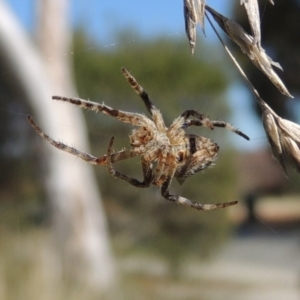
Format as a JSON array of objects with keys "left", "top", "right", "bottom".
[
  {"left": 121, "top": 67, "right": 167, "bottom": 132},
  {"left": 181, "top": 110, "right": 215, "bottom": 129},
  {"left": 51, "top": 95, "right": 147, "bottom": 127},
  {"left": 121, "top": 67, "right": 156, "bottom": 115},
  {"left": 185, "top": 119, "right": 249, "bottom": 140},
  {"left": 27, "top": 116, "right": 137, "bottom": 165},
  {"left": 106, "top": 137, "right": 152, "bottom": 188},
  {"left": 161, "top": 177, "right": 238, "bottom": 211}
]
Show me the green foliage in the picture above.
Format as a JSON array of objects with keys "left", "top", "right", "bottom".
[
  {"left": 73, "top": 31, "right": 239, "bottom": 274},
  {"left": 74, "top": 31, "right": 229, "bottom": 119}
]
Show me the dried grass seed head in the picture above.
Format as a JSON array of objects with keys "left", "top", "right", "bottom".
[{"left": 262, "top": 102, "right": 300, "bottom": 176}]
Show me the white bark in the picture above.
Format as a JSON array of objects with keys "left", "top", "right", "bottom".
[{"left": 0, "top": 1, "right": 117, "bottom": 294}]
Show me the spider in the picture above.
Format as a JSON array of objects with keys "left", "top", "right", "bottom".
[{"left": 28, "top": 67, "right": 249, "bottom": 211}]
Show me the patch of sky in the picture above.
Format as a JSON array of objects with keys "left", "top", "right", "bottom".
[{"left": 227, "top": 83, "right": 266, "bottom": 151}]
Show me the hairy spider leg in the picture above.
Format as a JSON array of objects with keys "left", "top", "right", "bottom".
[
  {"left": 161, "top": 175, "right": 238, "bottom": 211},
  {"left": 169, "top": 109, "right": 249, "bottom": 140},
  {"left": 106, "top": 137, "right": 152, "bottom": 188},
  {"left": 151, "top": 150, "right": 168, "bottom": 185},
  {"left": 121, "top": 67, "right": 154, "bottom": 116},
  {"left": 27, "top": 116, "right": 137, "bottom": 165},
  {"left": 185, "top": 119, "right": 249, "bottom": 140},
  {"left": 181, "top": 110, "right": 215, "bottom": 129},
  {"left": 121, "top": 67, "right": 166, "bottom": 132},
  {"left": 153, "top": 150, "right": 179, "bottom": 186},
  {"left": 52, "top": 95, "right": 151, "bottom": 128}
]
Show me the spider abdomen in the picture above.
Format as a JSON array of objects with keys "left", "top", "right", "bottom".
[{"left": 174, "top": 135, "right": 219, "bottom": 184}]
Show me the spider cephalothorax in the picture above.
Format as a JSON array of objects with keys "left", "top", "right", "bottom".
[{"left": 28, "top": 67, "right": 249, "bottom": 211}]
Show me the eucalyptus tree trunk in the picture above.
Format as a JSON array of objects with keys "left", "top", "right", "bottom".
[{"left": 0, "top": 0, "right": 117, "bottom": 295}]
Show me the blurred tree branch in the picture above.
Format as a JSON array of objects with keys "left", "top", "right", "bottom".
[{"left": 0, "top": 0, "right": 117, "bottom": 295}]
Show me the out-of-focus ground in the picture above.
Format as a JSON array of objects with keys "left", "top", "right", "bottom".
[
  {"left": 121, "top": 196, "right": 300, "bottom": 300},
  {"left": 0, "top": 195, "right": 299, "bottom": 300},
  {"left": 122, "top": 231, "right": 300, "bottom": 300}
]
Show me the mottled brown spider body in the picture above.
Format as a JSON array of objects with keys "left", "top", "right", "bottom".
[{"left": 28, "top": 67, "right": 249, "bottom": 211}]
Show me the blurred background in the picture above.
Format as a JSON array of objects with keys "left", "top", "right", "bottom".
[{"left": 0, "top": 0, "right": 300, "bottom": 299}]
